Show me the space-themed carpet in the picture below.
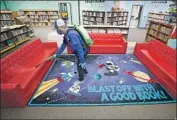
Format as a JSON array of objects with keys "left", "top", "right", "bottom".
[{"left": 28, "top": 54, "right": 176, "bottom": 106}]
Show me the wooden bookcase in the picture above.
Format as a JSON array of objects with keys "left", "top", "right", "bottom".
[
  {"left": 82, "top": 10, "right": 128, "bottom": 26},
  {"left": 145, "top": 21, "right": 175, "bottom": 44},
  {"left": 21, "top": 9, "right": 60, "bottom": 27},
  {"left": 1, "top": 11, "right": 16, "bottom": 27}
]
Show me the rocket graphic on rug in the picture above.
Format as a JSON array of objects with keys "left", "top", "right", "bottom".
[
  {"left": 33, "top": 77, "right": 63, "bottom": 99},
  {"left": 124, "top": 70, "right": 157, "bottom": 83}
]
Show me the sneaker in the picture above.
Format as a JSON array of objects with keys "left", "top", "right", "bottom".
[
  {"left": 74, "top": 80, "right": 84, "bottom": 85},
  {"left": 84, "top": 69, "right": 88, "bottom": 74}
]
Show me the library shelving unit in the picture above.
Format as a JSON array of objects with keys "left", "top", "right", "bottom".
[
  {"left": 21, "top": 9, "right": 59, "bottom": 26},
  {"left": 147, "top": 12, "right": 176, "bottom": 26},
  {"left": 1, "top": 11, "right": 16, "bottom": 27},
  {"left": 145, "top": 21, "right": 175, "bottom": 44},
  {"left": 0, "top": 25, "right": 32, "bottom": 54},
  {"left": 107, "top": 11, "right": 128, "bottom": 26},
  {"left": 82, "top": 10, "right": 105, "bottom": 25},
  {"left": 82, "top": 10, "right": 128, "bottom": 26},
  {"left": 12, "top": 11, "right": 35, "bottom": 37}
]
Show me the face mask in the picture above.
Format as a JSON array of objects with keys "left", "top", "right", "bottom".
[{"left": 57, "top": 28, "right": 64, "bottom": 35}]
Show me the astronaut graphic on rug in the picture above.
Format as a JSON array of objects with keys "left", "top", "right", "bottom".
[
  {"left": 102, "top": 61, "right": 120, "bottom": 76},
  {"left": 52, "top": 19, "right": 92, "bottom": 84},
  {"left": 64, "top": 83, "right": 82, "bottom": 97}
]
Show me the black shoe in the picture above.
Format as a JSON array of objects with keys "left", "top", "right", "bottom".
[
  {"left": 79, "top": 77, "right": 84, "bottom": 81},
  {"left": 84, "top": 69, "right": 88, "bottom": 74}
]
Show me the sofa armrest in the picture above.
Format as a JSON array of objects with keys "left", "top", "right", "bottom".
[
  {"left": 134, "top": 42, "right": 149, "bottom": 54},
  {"left": 1, "top": 83, "right": 26, "bottom": 107},
  {"left": 42, "top": 42, "right": 58, "bottom": 49},
  {"left": 121, "top": 37, "right": 127, "bottom": 45}
]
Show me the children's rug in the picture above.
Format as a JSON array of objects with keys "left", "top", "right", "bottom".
[{"left": 28, "top": 54, "right": 176, "bottom": 106}]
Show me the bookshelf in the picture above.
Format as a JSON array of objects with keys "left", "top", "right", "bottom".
[
  {"left": 82, "top": 10, "right": 128, "bottom": 26},
  {"left": 147, "top": 12, "right": 176, "bottom": 26},
  {"left": 12, "top": 11, "right": 35, "bottom": 37},
  {"left": 0, "top": 25, "right": 32, "bottom": 54},
  {"left": 1, "top": 11, "right": 16, "bottom": 27},
  {"left": 82, "top": 10, "right": 105, "bottom": 25},
  {"left": 145, "top": 21, "right": 175, "bottom": 44},
  {"left": 21, "top": 9, "right": 60, "bottom": 26},
  {"left": 107, "top": 11, "right": 128, "bottom": 26}
]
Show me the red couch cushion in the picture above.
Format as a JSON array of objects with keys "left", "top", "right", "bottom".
[
  {"left": 0, "top": 39, "right": 43, "bottom": 84},
  {"left": 93, "top": 40, "right": 121, "bottom": 45},
  {"left": 8, "top": 44, "right": 56, "bottom": 90}
]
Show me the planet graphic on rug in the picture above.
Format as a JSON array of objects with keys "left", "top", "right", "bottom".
[
  {"left": 92, "top": 74, "right": 102, "bottom": 80},
  {"left": 60, "top": 71, "right": 76, "bottom": 81},
  {"left": 124, "top": 70, "right": 157, "bottom": 83}
]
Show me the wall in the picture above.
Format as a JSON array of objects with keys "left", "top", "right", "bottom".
[
  {"left": 1, "top": 1, "right": 7, "bottom": 10},
  {"left": 5, "top": 1, "right": 79, "bottom": 25},
  {"left": 139, "top": 1, "right": 172, "bottom": 28}
]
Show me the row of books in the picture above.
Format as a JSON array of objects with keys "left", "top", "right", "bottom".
[
  {"left": 83, "top": 11, "right": 105, "bottom": 17},
  {"left": 107, "top": 12, "right": 128, "bottom": 17},
  {"left": 150, "top": 23, "right": 159, "bottom": 30},
  {"left": 1, "top": 31, "right": 12, "bottom": 42},
  {"left": 160, "top": 26, "right": 172, "bottom": 35},
  {"left": 149, "top": 29, "right": 158, "bottom": 36},
  {"left": 1, "top": 14, "right": 14, "bottom": 20},
  {"left": 0, "top": 34, "right": 29, "bottom": 51},
  {"left": 1, "top": 21, "right": 15, "bottom": 27},
  {"left": 107, "top": 17, "right": 127, "bottom": 21},
  {"left": 158, "top": 33, "right": 169, "bottom": 42},
  {"left": 112, "top": 21, "right": 127, "bottom": 25},
  {"left": 83, "top": 21, "right": 104, "bottom": 25},
  {"left": 11, "top": 27, "right": 28, "bottom": 36}
]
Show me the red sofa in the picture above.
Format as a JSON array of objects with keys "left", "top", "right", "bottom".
[
  {"left": 134, "top": 40, "right": 176, "bottom": 99},
  {"left": 67, "top": 33, "right": 127, "bottom": 54},
  {"left": 0, "top": 38, "right": 57, "bottom": 107}
]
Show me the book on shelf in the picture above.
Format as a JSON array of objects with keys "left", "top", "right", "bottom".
[
  {"left": 107, "top": 29, "right": 114, "bottom": 33},
  {"left": 98, "top": 29, "right": 106, "bottom": 33},
  {"left": 91, "top": 28, "right": 98, "bottom": 33}
]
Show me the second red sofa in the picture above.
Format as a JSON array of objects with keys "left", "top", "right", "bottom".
[{"left": 67, "top": 33, "right": 127, "bottom": 54}]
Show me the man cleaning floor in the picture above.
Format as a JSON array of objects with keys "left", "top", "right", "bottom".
[{"left": 52, "top": 19, "right": 89, "bottom": 84}]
